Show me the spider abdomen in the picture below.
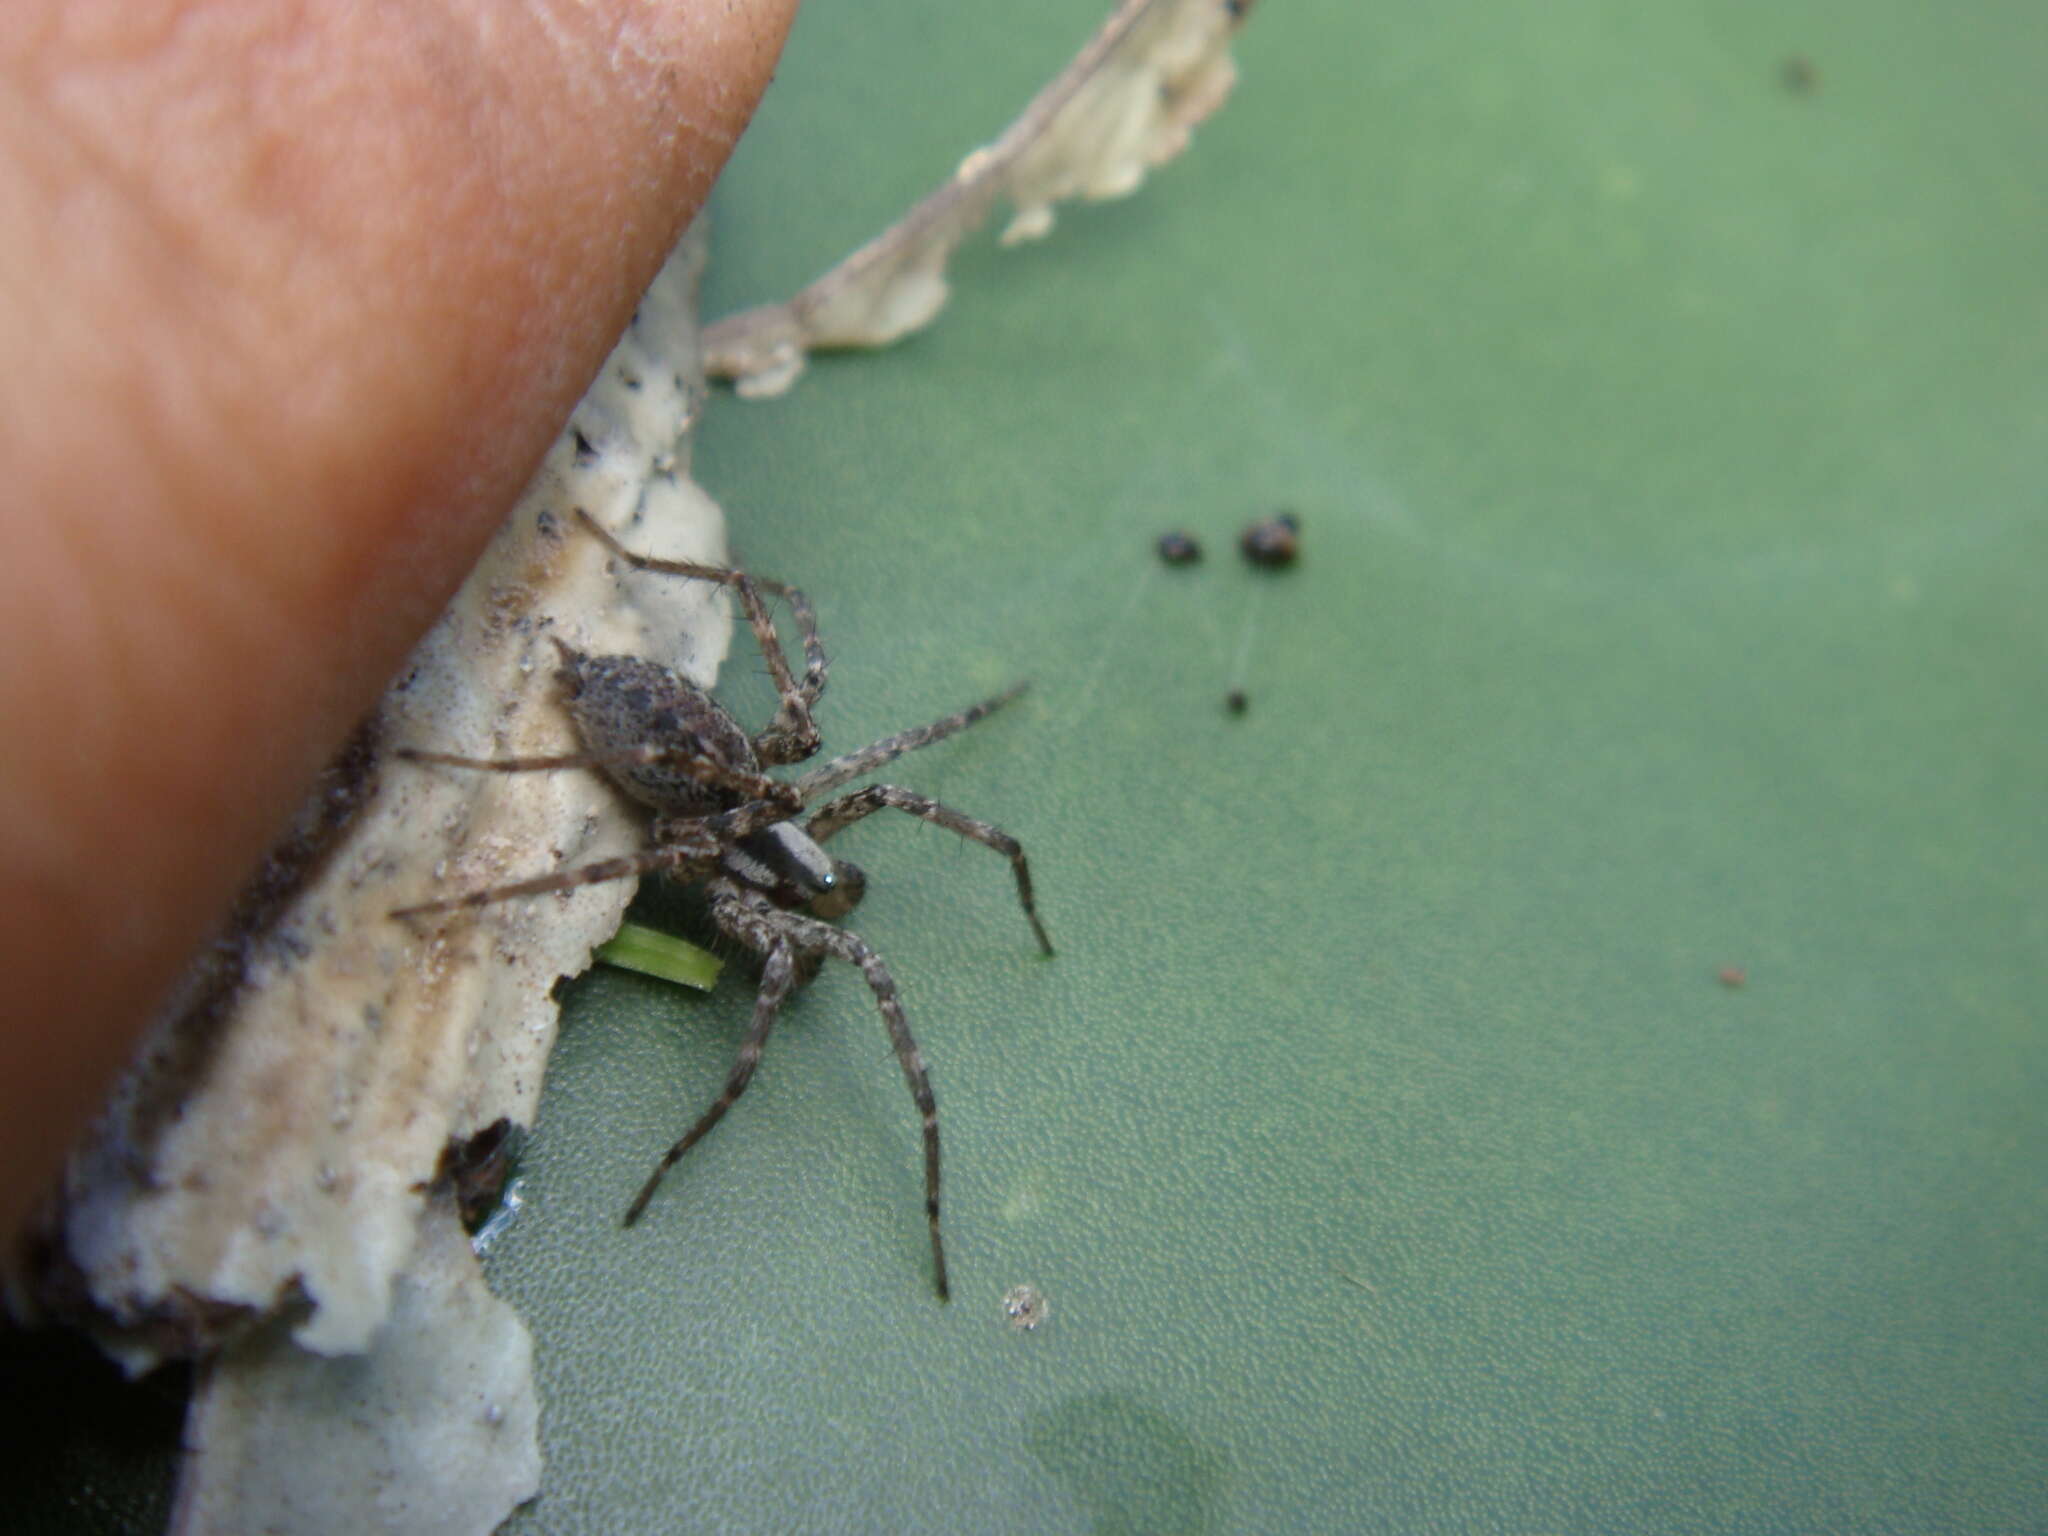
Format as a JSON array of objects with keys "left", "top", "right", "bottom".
[{"left": 557, "top": 647, "right": 757, "bottom": 815}]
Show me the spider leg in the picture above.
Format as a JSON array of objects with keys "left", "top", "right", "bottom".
[
  {"left": 623, "top": 939, "right": 798, "bottom": 1226},
  {"left": 809, "top": 923, "right": 949, "bottom": 1301},
  {"left": 398, "top": 748, "right": 616, "bottom": 774},
  {"left": 806, "top": 785, "right": 1053, "bottom": 956},
  {"left": 670, "top": 794, "right": 818, "bottom": 850},
  {"left": 739, "top": 577, "right": 827, "bottom": 764},
  {"left": 795, "top": 681, "right": 1030, "bottom": 802},
  {"left": 400, "top": 738, "right": 799, "bottom": 811},
  {"left": 715, "top": 888, "right": 951, "bottom": 1301},
  {"left": 390, "top": 843, "right": 712, "bottom": 918},
  {"left": 836, "top": 928, "right": 950, "bottom": 1302},
  {"left": 574, "top": 509, "right": 827, "bottom": 766}
]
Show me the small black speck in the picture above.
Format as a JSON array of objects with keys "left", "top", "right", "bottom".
[
  {"left": 1239, "top": 511, "right": 1300, "bottom": 569},
  {"left": 1225, "top": 689, "right": 1249, "bottom": 715},
  {"left": 536, "top": 509, "right": 561, "bottom": 539},
  {"left": 1781, "top": 55, "right": 1818, "bottom": 94},
  {"left": 1156, "top": 531, "right": 1203, "bottom": 565},
  {"left": 569, "top": 429, "right": 597, "bottom": 465}
]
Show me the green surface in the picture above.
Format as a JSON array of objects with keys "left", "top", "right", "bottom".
[
  {"left": 10, "top": 1, "right": 2046, "bottom": 1531},
  {"left": 493, "top": 2, "right": 2048, "bottom": 1532}
]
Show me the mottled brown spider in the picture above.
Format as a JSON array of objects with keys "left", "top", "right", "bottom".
[{"left": 393, "top": 510, "right": 1053, "bottom": 1300}]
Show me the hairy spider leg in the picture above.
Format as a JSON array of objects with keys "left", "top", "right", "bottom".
[
  {"left": 795, "top": 680, "right": 1031, "bottom": 801},
  {"left": 573, "top": 509, "right": 827, "bottom": 765},
  {"left": 632, "top": 882, "right": 953, "bottom": 1300},
  {"left": 623, "top": 939, "right": 798, "bottom": 1225},
  {"left": 398, "top": 740, "right": 799, "bottom": 811},
  {"left": 389, "top": 798, "right": 786, "bottom": 917},
  {"left": 806, "top": 784, "right": 1053, "bottom": 956},
  {"left": 392, "top": 844, "right": 712, "bottom": 919}
]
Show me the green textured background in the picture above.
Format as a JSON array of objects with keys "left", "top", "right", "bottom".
[
  {"left": 12, "top": 0, "right": 2048, "bottom": 1531},
  {"left": 499, "top": 0, "right": 2048, "bottom": 1529}
]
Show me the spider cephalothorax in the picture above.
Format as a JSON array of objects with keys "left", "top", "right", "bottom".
[{"left": 395, "top": 510, "right": 1051, "bottom": 1300}]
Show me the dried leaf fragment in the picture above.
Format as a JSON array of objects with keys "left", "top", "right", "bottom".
[
  {"left": 170, "top": 1195, "right": 540, "bottom": 1536},
  {"left": 705, "top": 0, "right": 1256, "bottom": 397}
]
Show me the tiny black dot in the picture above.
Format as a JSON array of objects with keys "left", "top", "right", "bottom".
[{"left": 1239, "top": 512, "right": 1300, "bottom": 569}]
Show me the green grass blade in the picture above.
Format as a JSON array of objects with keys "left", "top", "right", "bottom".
[{"left": 595, "top": 922, "right": 722, "bottom": 991}]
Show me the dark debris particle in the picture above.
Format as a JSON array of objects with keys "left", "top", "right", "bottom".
[
  {"left": 437, "top": 1118, "right": 522, "bottom": 1230},
  {"left": 1239, "top": 511, "right": 1300, "bottom": 569},
  {"left": 1225, "top": 689, "right": 1249, "bottom": 715},
  {"left": 1156, "top": 531, "right": 1203, "bottom": 565},
  {"left": 1781, "top": 55, "right": 1817, "bottom": 94}
]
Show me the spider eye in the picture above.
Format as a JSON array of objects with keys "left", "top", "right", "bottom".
[{"left": 808, "top": 859, "right": 867, "bottom": 920}]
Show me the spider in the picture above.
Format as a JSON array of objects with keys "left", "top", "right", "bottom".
[{"left": 393, "top": 510, "right": 1053, "bottom": 1300}]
